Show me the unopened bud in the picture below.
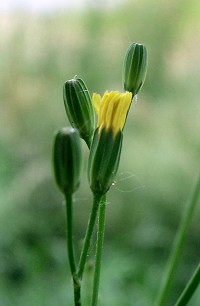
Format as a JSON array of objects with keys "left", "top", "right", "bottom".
[
  {"left": 63, "top": 78, "right": 95, "bottom": 148},
  {"left": 52, "top": 127, "right": 82, "bottom": 195},
  {"left": 123, "top": 42, "right": 148, "bottom": 96}
]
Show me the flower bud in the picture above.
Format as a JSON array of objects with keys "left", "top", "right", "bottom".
[
  {"left": 52, "top": 127, "right": 82, "bottom": 195},
  {"left": 63, "top": 77, "right": 95, "bottom": 148},
  {"left": 88, "top": 127, "right": 123, "bottom": 196},
  {"left": 88, "top": 91, "right": 132, "bottom": 196},
  {"left": 123, "top": 42, "right": 148, "bottom": 96}
]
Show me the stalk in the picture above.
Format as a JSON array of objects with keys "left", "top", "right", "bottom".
[
  {"left": 65, "top": 193, "right": 81, "bottom": 306},
  {"left": 77, "top": 194, "right": 102, "bottom": 279},
  {"left": 91, "top": 194, "right": 107, "bottom": 306}
]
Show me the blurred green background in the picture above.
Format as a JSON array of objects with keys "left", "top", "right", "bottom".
[{"left": 0, "top": 0, "right": 200, "bottom": 305}]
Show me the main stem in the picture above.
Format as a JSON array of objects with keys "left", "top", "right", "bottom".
[
  {"left": 77, "top": 193, "right": 102, "bottom": 279},
  {"left": 154, "top": 174, "right": 200, "bottom": 306},
  {"left": 91, "top": 194, "right": 107, "bottom": 306},
  {"left": 65, "top": 193, "right": 81, "bottom": 306}
]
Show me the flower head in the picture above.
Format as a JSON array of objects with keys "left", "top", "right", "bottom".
[
  {"left": 88, "top": 90, "right": 132, "bottom": 196},
  {"left": 92, "top": 91, "right": 132, "bottom": 136}
]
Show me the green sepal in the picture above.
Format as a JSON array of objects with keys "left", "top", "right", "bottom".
[
  {"left": 88, "top": 128, "right": 123, "bottom": 195},
  {"left": 52, "top": 127, "right": 82, "bottom": 194},
  {"left": 123, "top": 42, "right": 148, "bottom": 96},
  {"left": 63, "top": 77, "right": 95, "bottom": 148}
]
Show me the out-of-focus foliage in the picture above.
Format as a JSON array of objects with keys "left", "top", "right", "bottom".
[{"left": 0, "top": 0, "right": 200, "bottom": 305}]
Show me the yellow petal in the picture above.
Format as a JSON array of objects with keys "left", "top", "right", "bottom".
[
  {"left": 94, "top": 91, "right": 132, "bottom": 136},
  {"left": 92, "top": 93, "right": 101, "bottom": 114}
]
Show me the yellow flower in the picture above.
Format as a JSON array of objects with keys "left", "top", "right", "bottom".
[
  {"left": 88, "top": 90, "right": 132, "bottom": 195},
  {"left": 92, "top": 91, "right": 132, "bottom": 136}
]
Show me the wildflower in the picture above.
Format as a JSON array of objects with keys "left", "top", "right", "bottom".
[{"left": 88, "top": 91, "right": 132, "bottom": 195}]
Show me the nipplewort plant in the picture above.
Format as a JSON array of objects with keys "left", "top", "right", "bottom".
[{"left": 52, "top": 42, "right": 200, "bottom": 306}]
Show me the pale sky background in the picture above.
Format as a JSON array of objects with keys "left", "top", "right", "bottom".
[{"left": 0, "top": 0, "right": 125, "bottom": 12}]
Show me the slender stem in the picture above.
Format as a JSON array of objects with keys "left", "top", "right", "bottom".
[
  {"left": 91, "top": 194, "right": 107, "bottom": 306},
  {"left": 65, "top": 193, "right": 76, "bottom": 275},
  {"left": 77, "top": 193, "right": 102, "bottom": 279},
  {"left": 65, "top": 193, "right": 81, "bottom": 306},
  {"left": 154, "top": 174, "right": 200, "bottom": 306},
  {"left": 174, "top": 263, "right": 200, "bottom": 306}
]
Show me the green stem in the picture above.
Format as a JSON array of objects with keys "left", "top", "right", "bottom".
[
  {"left": 65, "top": 193, "right": 81, "bottom": 306},
  {"left": 154, "top": 174, "right": 200, "bottom": 306},
  {"left": 174, "top": 263, "right": 200, "bottom": 306},
  {"left": 91, "top": 194, "right": 107, "bottom": 306},
  {"left": 77, "top": 193, "right": 102, "bottom": 279}
]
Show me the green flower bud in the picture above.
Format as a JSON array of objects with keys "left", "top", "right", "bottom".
[
  {"left": 63, "top": 77, "right": 95, "bottom": 148},
  {"left": 52, "top": 127, "right": 82, "bottom": 195},
  {"left": 88, "top": 128, "right": 123, "bottom": 196},
  {"left": 123, "top": 42, "right": 148, "bottom": 96}
]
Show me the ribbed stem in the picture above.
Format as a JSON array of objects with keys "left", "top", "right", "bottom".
[
  {"left": 77, "top": 193, "right": 102, "bottom": 279},
  {"left": 154, "top": 174, "right": 200, "bottom": 306},
  {"left": 91, "top": 194, "right": 107, "bottom": 306},
  {"left": 174, "top": 263, "right": 200, "bottom": 306},
  {"left": 65, "top": 193, "right": 81, "bottom": 306}
]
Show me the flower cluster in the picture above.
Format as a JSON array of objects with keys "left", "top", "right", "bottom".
[
  {"left": 53, "top": 42, "right": 147, "bottom": 197},
  {"left": 52, "top": 42, "right": 147, "bottom": 306}
]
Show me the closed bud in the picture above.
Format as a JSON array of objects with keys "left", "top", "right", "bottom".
[
  {"left": 123, "top": 42, "right": 148, "bottom": 96},
  {"left": 88, "top": 128, "right": 123, "bottom": 196},
  {"left": 52, "top": 127, "right": 82, "bottom": 195},
  {"left": 63, "top": 77, "right": 95, "bottom": 148}
]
